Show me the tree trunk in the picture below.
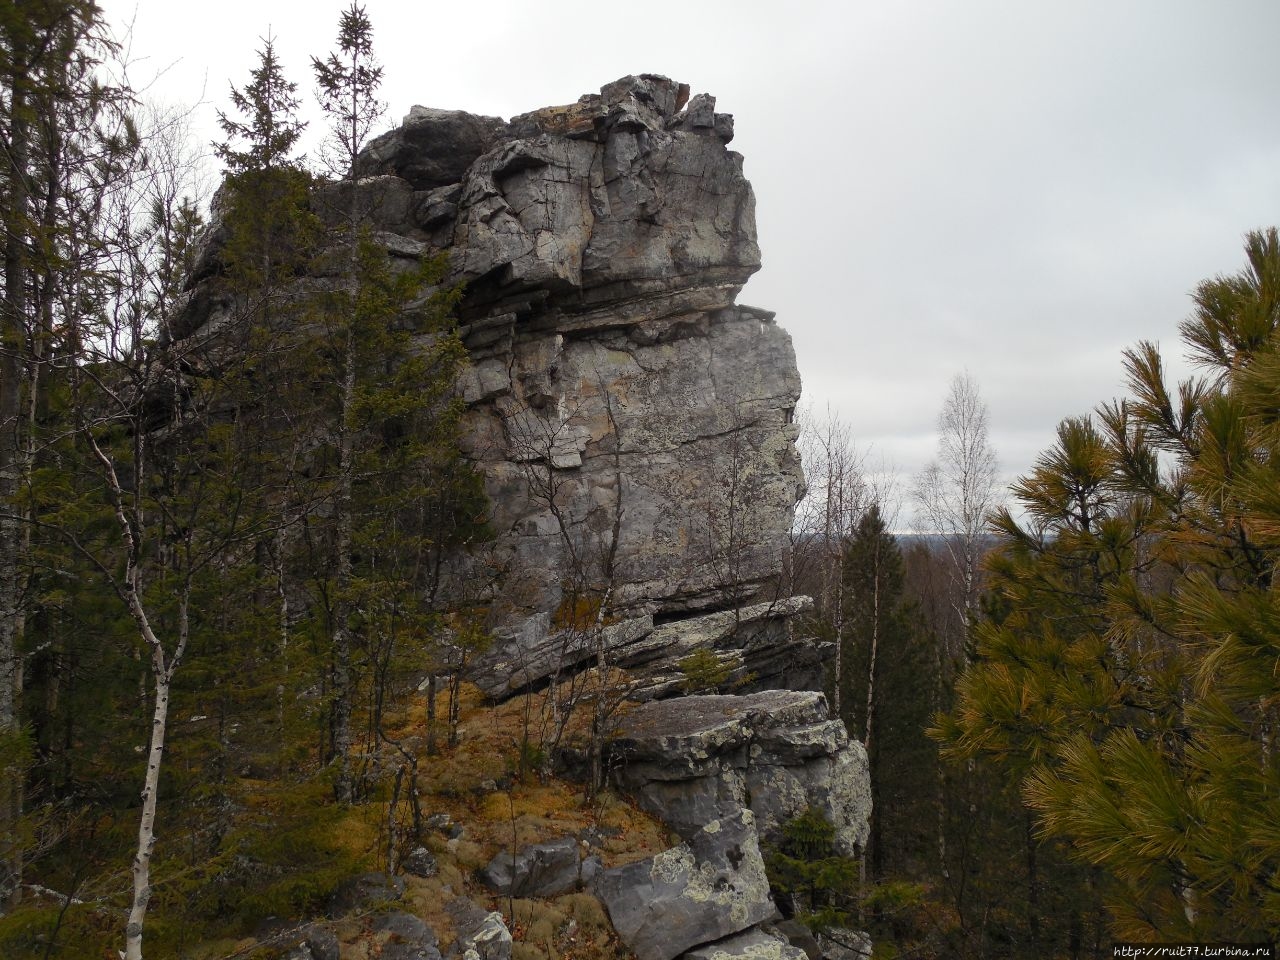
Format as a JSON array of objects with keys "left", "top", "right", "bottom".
[
  {"left": 0, "top": 53, "right": 31, "bottom": 913},
  {"left": 124, "top": 657, "right": 173, "bottom": 960},
  {"left": 331, "top": 320, "right": 357, "bottom": 803},
  {"left": 123, "top": 586, "right": 187, "bottom": 960}
]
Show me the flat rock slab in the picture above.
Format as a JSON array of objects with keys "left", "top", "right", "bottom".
[
  {"left": 596, "top": 808, "right": 777, "bottom": 960},
  {"left": 680, "top": 927, "right": 808, "bottom": 960}
]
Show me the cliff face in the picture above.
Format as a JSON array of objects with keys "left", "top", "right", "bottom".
[
  {"left": 178, "top": 74, "right": 811, "bottom": 695},
  {"left": 350, "top": 74, "right": 811, "bottom": 695}
]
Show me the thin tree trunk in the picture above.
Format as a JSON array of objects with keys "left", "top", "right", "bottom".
[
  {"left": 1026, "top": 809, "right": 1040, "bottom": 951},
  {"left": 425, "top": 673, "right": 437, "bottom": 756},
  {"left": 123, "top": 584, "right": 188, "bottom": 960},
  {"left": 331, "top": 321, "right": 357, "bottom": 803},
  {"left": 124, "top": 653, "right": 173, "bottom": 960},
  {"left": 0, "top": 46, "right": 31, "bottom": 913}
]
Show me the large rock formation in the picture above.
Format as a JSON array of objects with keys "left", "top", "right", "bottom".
[
  {"left": 173, "top": 72, "right": 872, "bottom": 960},
  {"left": 356, "top": 74, "right": 810, "bottom": 695},
  {"left": 177, "top": 73, "right": 812, "bottom": 695}
]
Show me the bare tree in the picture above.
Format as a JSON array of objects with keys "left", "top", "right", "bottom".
[
  {"left": 791, "top": 407, "right": 869, "bottom": 717},
  {"left": 913, "top": 371, "right": 1000, "bottom": 658},
  {"left": 913, "top": 370, "right": 1000, "bottom": 888}
]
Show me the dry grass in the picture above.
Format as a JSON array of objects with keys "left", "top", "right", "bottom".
[
  {"left": 390, "top": 679, "right": 670, "bottom": 959},
  {"left": 198, "top": 680, "right": 666, "bottom": 959}
]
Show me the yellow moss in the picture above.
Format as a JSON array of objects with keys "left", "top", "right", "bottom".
[
  {"left": 558, "top": 892, "right": 609, "bottom": 930},
  {"left": 512, "top": 943, "right": 548, "bottom": 960},
  {"left": 403, "top": 876, "right": 460, "bottom": 948},
  {"left": 450, "top": 838, "right": 490, "bottom": 870}
]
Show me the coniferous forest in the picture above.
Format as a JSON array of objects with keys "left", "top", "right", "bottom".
[{"left": 3, "top": 3, "right": 1280, "bottom": 959}]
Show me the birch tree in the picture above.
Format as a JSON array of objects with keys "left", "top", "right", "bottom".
[
  {"left": 44, "top": 100, "right": 262, "bottom": 960},
  {"left": 913, "top": 371, "right": 1000, "bottom": 661}
]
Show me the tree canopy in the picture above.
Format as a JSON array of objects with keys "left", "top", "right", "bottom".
[{"left": 938, "top": 228, "right": 1280, "bottom": 940}]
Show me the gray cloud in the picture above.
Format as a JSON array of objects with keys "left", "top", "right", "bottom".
[{"left": 101, "top": 0, "right": 1280, "bottom": 513}]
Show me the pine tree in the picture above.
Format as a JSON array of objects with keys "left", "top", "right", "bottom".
[
  {"left": 939, "top": 229, "right": 1280, "bottom": 941},
  {"left": 215, "top": 34, "right": 315, "bottom": 297}
]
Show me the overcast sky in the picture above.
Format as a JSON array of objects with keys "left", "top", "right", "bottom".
[{"left": 100, "top": 0, "right": 1280, "bottom": 519}]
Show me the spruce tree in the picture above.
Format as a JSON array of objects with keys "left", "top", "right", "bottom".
[
  {"left": 0, "top": 0, "right": 138, "bottom": 914},
  {"left": 311, "top": 2, "right": 384, "bottom": 803}
]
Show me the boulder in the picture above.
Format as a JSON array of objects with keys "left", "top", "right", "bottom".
[
  {"left": 774, "top": 920, "right": 822, "bottom": 960},
  {"left": 374, "top": 911, "right": 442, "bottom": 960},
  {"left": 447, "top": 898, "right": 513, "bottom": 960},
  {"left": 402, "top": 845, "right": 439, "bottom": 878},
  {"left": 816, "top": 928, "right": 873, "bottom": 960},
  {"left": 278, "top": 924, "right": 339, "bottom": 960},
  {"left": 478, "top": 836, "right": 596, "bottom": 898},
  {"left": 357, "top": 107, "right": 508, "bottom": 191},
  {"left": 595, "top": 808, "right": 777, "bottom": 960}
]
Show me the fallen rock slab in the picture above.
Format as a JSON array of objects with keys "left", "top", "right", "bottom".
[{"left": 595, "top": 808, "right": 777, "bottom": 960}]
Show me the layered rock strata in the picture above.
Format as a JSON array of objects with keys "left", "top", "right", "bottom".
[
  {"left": 353, "top": 74, "right": 810, "bottom": 694},
  {"left": 175, "top": 73, "right": 814, "bottom": 698}
]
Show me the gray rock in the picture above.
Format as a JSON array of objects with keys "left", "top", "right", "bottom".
[
  {"left": 471, "top": 598, "right": 817, "bottom": 702},
  {"left": 595, "top": 809, "right": 777, "bottom": 960},
  {"left": 403, "top": 845, "right": 439, "bottom": 878},
  {"left": 426, "top": 812, "right": 463, "bottom": 839},
  {"left": 279, "top": 924, "right": 339, "bottom": 960},
  {"left": 479, "top": 836, "right": 590, "bottom": 898},
  {"left": 774, "top": 920, "right": 822, "bottom": 960},
  {"left": 611, "top": 692, "right": 871, "bottom": 857},
  {"left": 304, "top": 926, "right": 340, "bottom": 960},
  {"left": 816, "top": 928, "right": 872, "bottom": 960},
  {"left": 680, "top": 926, "right": 808, "bottom": 960},
  {"left": 327, "top": 871, "right": 405, "bottom": 916},
  {"left": 357, "top": 108, "right": 508, "bottom": 191},
  {"left": 447, "top": 898, "right": 513, "bottom": 960},
  {"left": 374, "top": 911, "right": 442, "bottom": 960}
]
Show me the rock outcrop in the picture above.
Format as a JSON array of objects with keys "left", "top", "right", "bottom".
[
  {"left": 610, "top": 690, "right": 870, "bottom": 857},
  {"left": 175, "top": 73, "right": 814, "bottom": 699},
  {"left": 596, "top": 690, "right": 871, "bottom": 960},
  {"left": 172, "top": 73, "right": 872, "bottom": 960},
  {"left": 415, "top": 76, "right": 807, "bottom": 695}
]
